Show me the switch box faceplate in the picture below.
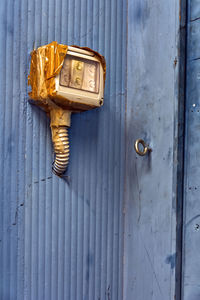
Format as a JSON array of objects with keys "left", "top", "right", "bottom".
[{"left": 54, "top": 46, "right": 104, "bottom": 111}]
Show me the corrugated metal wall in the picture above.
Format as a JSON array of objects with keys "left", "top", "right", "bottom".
[{"left": 0, "top": 0, "right": 126, "bottom": 299}]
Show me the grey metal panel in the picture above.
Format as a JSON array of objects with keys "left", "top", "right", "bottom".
[
  {"left": 0, "top": 0, "right": 126, "bottom": 299},
  {"left": 123, "top": 0, "right": 180, "bottom": 299}
]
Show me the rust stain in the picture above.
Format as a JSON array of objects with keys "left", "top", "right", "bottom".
[{"left": 174, "top": 57, "right": 178, "bottom": 68}]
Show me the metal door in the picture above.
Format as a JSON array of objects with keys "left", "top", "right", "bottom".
[
  {"left": 0, "top": 0, "right": 182, "bottom": 299},
  {"left": 124, "top": 0, "right": 182, "bottom": 299}
]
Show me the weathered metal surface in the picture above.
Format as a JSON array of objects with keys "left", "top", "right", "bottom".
[
  {"left": 183, "top": 61, "right": 200, "bottom": 300},
  {"left": 0, "top": 0, "right": 126, "bottom": 299},
  {"left": 189, "top": 0, "right": 200, "bottom": 21},
  {"left": 182, "top": 0, "right": 200, "bottom": 298},
  {"left": 188, "top": 19, "right": 200, "bottom": 61},
  {"left": 123, "top": 0, "right": 180, "bottom": 299}
]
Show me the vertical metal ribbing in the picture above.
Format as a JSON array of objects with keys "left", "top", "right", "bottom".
[
  {"left": 52, "top": 126, "right": 70, "bottom": 176},
  {"left": 0, "top": 0, "right": 127, "bottom": 298}
]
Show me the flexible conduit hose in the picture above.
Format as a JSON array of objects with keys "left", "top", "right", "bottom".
[{"left": 52, "top": 126, "right": 70, "bottom": 175}]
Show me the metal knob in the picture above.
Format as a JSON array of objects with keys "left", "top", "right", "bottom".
[{"left": 134, "top": 139, "right": 152, "bottom": 156}]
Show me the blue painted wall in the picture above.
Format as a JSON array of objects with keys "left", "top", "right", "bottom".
[
  {"left": 182, "top": 1, "right": 200, "bottom": 299},
  {"left": 0, "top": 0, "right": 126, "bottom": 299},
  {"left": 0, "top": 0, "right": 185, "bottom": 299}
]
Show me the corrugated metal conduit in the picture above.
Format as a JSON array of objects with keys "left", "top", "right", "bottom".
[{"left": 52, "top": 126, "right": 70, "bottom": 175}]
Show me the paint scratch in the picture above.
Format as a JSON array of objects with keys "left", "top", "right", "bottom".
[
  {"left": 143, "top": 243, "right": 164, "bottom": 296},
  {"left": 135, "top": 162, "right": 141, "bottom": 223}
]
